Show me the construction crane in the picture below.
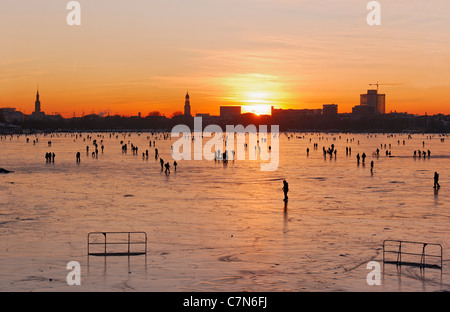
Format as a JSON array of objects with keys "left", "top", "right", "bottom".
[{"left": 369, "top": 81, "right": 403, "bottom": 92}]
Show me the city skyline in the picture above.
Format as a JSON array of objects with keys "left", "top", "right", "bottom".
[
  {"left": 2, "top": 85, "right": 450, "bottom": 119},
  {"left": 1, "top": 1, "right": 449, "bottom": 117}
]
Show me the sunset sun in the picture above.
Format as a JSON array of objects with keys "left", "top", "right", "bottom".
[
  {"left": 242, "top": 104, "right": 272, "bottom": 116},
  {"left": 241, "top": 92, "right": 273, "bottom": 115}
]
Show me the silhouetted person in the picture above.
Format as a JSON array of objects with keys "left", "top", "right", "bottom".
[
  {"left": 76, "top": 152, "right": 81, "bottom": 163},
  {"left": 155, "top": 148, "right": 159, "bottom": 159},
  {"left": 370, "top": 161, "right": 374, "bottom": 172},
  {"left": 306, "top": 148, "right": 309, "bottom": 156},
  {"left": 356, "top": 153, "right": 360, "bottom": 164},
  {"left": 434, "top": 172, "right": 440, "bottom": 189},
  {"left": 52, "top": 153, "right": 55, "bottom": 162},
  {"left": 160, "top": 158, "right": 164, "bottom": 170},
  {"left": 362, "top": 153, "right": 366, "bottom": 163},
  {"left": 282, "top": 180, "right": 289, "bottom": 201},
  {"left": 173, "top": 161, "right": 177, "bottom": 171},
  {"left": 164, "top": 162, "right": 170, "bottom": 174}
]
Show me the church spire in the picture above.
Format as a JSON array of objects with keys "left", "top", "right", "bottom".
[
  {"left": 184, "top": 90, "right": 191, "bottom": 117},
  {"left": 35, "top": 85, "right": 41, "bottom": 114}
]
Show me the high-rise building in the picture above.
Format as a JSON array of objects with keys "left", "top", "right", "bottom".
[
  {"left": 352, "top": 89, "right": 385, "bottom": 116},
  {"left": 184, "top": 91, "right": 191, "bottom": 117},
  {"left": 360, "top": 89, "right": 385, "bottom": 114}
]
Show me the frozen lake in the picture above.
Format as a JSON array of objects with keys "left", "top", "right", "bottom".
[{"left": 0, "top": 131, "right": 449, "bottom": 291}]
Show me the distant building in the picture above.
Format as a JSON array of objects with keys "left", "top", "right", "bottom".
[
  {"left": 0, "top": 107, "right": 24, "bottom": 123},
  {"left": 271, "top": 106, "right": 322, "bottom": 118},
  {"left": 322, "top": 104, "right": 338, "bottom": 117},
  {"left": 361, "top": 89, "right": 385, "bottom": 114},
  {"left": 184, "top": 91, "right": 191, "bottom": 117},
  {"left": 352, "top": 104, "right": 376, "bottom": 116},
  {"left": 220, "top": 106, "right": 241, "bottom": 117},
  {"left": 195, "top": 113, "right": 210, "bottom": 118},
  {"left": 352, "top": 89, "right": 385, "bottom": 116}
]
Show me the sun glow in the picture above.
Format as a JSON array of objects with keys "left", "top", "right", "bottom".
[
  {"left": 242, "top": 104, "right": 272, "bottom": 116},
  {"left": 241, "top": 91, "right": 273, "bottom": 115}
]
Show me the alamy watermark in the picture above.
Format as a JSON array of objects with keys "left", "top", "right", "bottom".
[
  {"left": 171, "top": 117, "right": 279, "bottom": 172},
  {"left": 367, "top": 1, "right": 381, "bottom": 26},
  {"left": 66, "top": 261, "right": 81, "bottom": 285},
  {"left": 366, "top": 261, "right": 381, "bottom": 286},
  {"left": 66, "top": 2, "right": 380, "bottom": 27},
  {"left": 67, "top": 1, "right": 81, "bottom": 26}
]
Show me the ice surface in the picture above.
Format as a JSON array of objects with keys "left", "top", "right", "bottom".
[{"left": 0, "top": 132, "right": 449, "bottom": 291}]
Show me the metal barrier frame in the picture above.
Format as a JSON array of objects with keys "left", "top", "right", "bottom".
[
  {"left": 382, "top": 240, "right": 442, "bottom": 270},
  {"left": 88, "top": 232, "right": 147, "bottom": 256}
]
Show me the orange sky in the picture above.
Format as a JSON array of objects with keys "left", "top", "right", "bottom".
[{"left": 1, "top": 1, "right": 449, "bottom": 118}]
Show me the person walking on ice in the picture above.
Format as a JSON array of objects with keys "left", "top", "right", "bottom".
[
  {"left": 282, "top": 180, "right": 289, "bottom": 202},
  {"left": 434, "top": 172, "right": 440, "bottom": 189}
]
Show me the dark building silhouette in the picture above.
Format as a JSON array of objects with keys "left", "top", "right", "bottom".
[
  {"left": 0, "top": 108, "right": 24, "bottom": 123},
  {"left": 30, "top": 87, "right": 46, "bottom": 119},
  {"left": 35, "top": 88, "right": 41, "bottom": 114},
  {"left": 184, "top": 91, "right": 191, "bottom": 117},
  {"left": 322, "top": 104, "right": 338, "bottom": 117},
  {"left": 220, "top": 106, "right": 241, "bottom": 117},
  {"left": 271, "top": 106, "right": 322, "bottom": 118},
  {"left": 352, "top": 89, "right": 385, "bottom": 116}
]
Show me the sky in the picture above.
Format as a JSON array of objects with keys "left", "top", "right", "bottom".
[{"left": 1, "top": 0, "right": 449, "bottom": 117}]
